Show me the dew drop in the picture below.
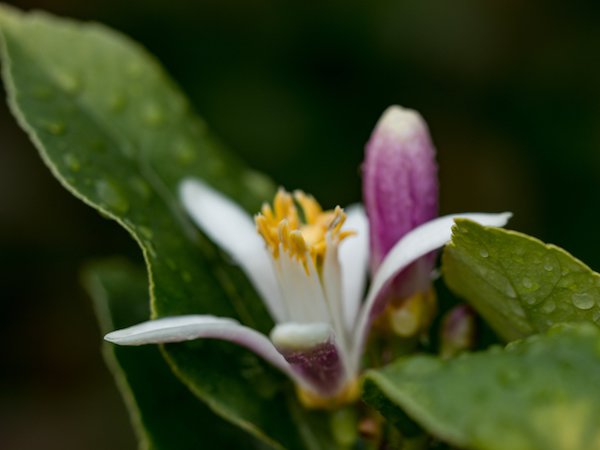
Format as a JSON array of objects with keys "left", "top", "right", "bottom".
[
  {"left": 479, "top": 249, "right": 489, "bottom": 258},
  {"left": 57, "top": 72, "right": 81, "bottom": 94},
  {"left": 525, "top": 296, "right": 537, "bottom": 305},
  {"left": 96, "top": 179, "right": 129, "bottom": 213},
  {"left": 541, "top": 301, "right": 556, "bottom": 314},
  {"left": 593, "top": 310, "right": 600, "bottom": 322},
  {"left": 522, "top": 278, "right": 533, "bottom": 289},
  {"left": 43, "top": 120, "right": 66, "bottom": 135},
  {"left": 572, "top": 292, "right": 595, "bottom": 310},
  {"left": 544, "top": 262, "right": 554, "bottom": 272},
  {"left": 63, "top": 154, "right": 81, "bottom": 172},
  {"left": 505, "top": 284, "right": 517, "bottom": 299},
  {"left": 511, "top": 302, "right": 526, "bottom": 318},
  {"left": 142, "top": 103, "right": 165, "bottom": 126}
]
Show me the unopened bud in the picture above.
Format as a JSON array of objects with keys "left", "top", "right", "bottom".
[
  {"left": 440, "top": 305, "right": 476, "bottom": 358},
  {"left": 363, "top": 106, "right": 439, "bottom": 271},
  {"left": 388, "top": 288, "right": 437, "bottom": 338}
]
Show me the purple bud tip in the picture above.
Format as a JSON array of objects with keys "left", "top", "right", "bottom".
[{"left": 363, "top": 106, "right": 439, "bottom": 271}]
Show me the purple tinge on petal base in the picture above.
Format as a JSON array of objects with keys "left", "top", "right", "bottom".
[
  {"left": 270, "top": 323, "right": 346, "bottom": 397},
  {"left": 278, "top": 342, "right": 345, "bottom": 397},
  {"left": 363, "top": 106, "right": 439, "bottom": 271}
]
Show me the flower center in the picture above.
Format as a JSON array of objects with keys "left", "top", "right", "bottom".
[{"left": 255, "top": 189, "right": 353, "bottom": 271}]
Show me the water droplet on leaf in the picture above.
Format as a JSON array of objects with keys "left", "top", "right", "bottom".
[
  {"left": 57, "top": 72, "right": 81, "bottom": 94},
  {"left": 572, "top": 292, "right": 595, "bottom": 310},
  {"left": 43, "top": 120, "right": 66, "bottom": 135},
  {"left": 511, "top": 303, "right": 526, "bottom": 318},
  {"left": 504, "top": 284, "right": 517, "bottom": 299},
  {"left": 63, "top": 154, "right": 81, "bottom": 172},
  {"left": 541, "top": 301, "right": 556, "bottom": 314},
  {"left": 525, "top": 296, "right": 537, "bottom": 305},
  {"left": 142, "top": 103, "right": 165, "bottom": 126},
  {"left": 96, "top": 179, "right": 129, "bottom": 213}
]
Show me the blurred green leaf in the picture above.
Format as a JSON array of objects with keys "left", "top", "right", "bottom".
[
  {"left": 0, "top": 5, "right": 312, "bottom": 448},
  {"left": 364, "top": 322, "right": 600, "bottom": 450},
  {"left": 83, "top": 259, "right": 250, "bottom": 450},
  {"left": 442, "top": 219, "right": 600, "bottom": 341}
]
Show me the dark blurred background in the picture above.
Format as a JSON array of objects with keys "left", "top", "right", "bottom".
[{"left": 1, "top": 0, "right": 599, "bottom": 448}]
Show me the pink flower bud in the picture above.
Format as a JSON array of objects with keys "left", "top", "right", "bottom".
[{"left": 363, "top": 106, "right": 439, "bottom": 271}]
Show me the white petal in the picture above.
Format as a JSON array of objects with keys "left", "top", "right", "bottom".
[
  {"left": 179, "top": 179, "right": 285, "bottom": 322},
  {"left": 104, "top": 315, "right": 300, "bottom": 381},
  {"left": 270, "top": 322, "right": 332, "bottom": 351},
  {"left": 321, "top": 235, "right": 349, "bottom": 355},
  {"left": 351, "top": 212, "right": 512, "bottom": 369},
  {"left": 273, "top": 247, "right": 330, "bottom": 323},
  {"left": 339, "top": 204, "right": 370, "bottom": 331}
]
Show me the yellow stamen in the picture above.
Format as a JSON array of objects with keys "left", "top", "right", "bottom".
[
  {"left": 255, "top": 188, "right": 354, "bottom": 271},
  {"left": 296, "top": 378, "right": 362, "bottom": 410}
]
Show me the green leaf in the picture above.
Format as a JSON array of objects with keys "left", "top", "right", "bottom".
[
  {"left": 0, "top": 5, "right": 312, "bottom": 448},
  {"left": 364, "top": 322, "right": 600, "bottom": 450},
  {"left": 83, "top": 259, "right": 250, "bottom": 450},
  {"left": 442, "top": 219, "right": 600, "bottom": 341}
]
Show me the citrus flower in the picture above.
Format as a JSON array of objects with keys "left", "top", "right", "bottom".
[{"left": 104, "top": 106, "right": 511, "bottom": 407}]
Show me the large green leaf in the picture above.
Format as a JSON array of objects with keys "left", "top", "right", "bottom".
[
  {"left": 83, "top": 259, "right": 250, "bottom": 450},
  {"left": 0, "top": 5, "right": 311, "bottom": 448},
  {"left": 364, "top": 322, "right": 600, "bottom": 450},
  {"left": 442, "top": 219, "right": 600, "bottom": 341}
]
